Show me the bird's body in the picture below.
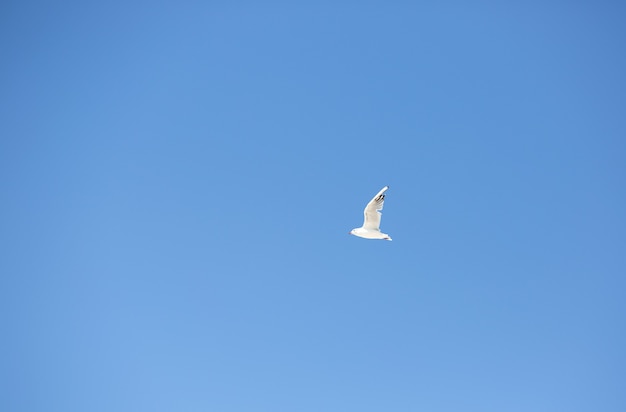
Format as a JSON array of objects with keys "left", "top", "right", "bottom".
[
  {"left": 350, "top": 227, "right": 392, "bottom": 240},
  {"left": 349, "top": 186, "right": 392, "bottom": 241}
]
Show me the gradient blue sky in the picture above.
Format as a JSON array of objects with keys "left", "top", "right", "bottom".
[{"left": 1, "top": 2, "right": 625, "bottom": 411}]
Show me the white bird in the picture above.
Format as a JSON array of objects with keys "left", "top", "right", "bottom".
[{"left": 349, "top": 186, "right": 392, "bottom": 241}]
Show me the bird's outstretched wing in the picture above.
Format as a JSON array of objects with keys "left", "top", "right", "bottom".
[{"left": 362, "top": 186, "right": 389, "bottom": 230}]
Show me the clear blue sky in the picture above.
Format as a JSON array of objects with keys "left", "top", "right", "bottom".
[{"left": 1, "top": 2, "right": 625, "bottom": 411}]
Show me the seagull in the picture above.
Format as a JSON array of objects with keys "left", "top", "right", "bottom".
[{"left": 349, "top": 186, "right": 392, "bottom": 241}]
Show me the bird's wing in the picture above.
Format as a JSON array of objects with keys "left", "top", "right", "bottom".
[{"left": 362, "top": 186, "right": 389, "bottom": 230}]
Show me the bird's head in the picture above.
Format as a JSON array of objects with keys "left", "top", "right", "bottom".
[{"left": 349, "top": 228, "right": 357, "bottom": 235}]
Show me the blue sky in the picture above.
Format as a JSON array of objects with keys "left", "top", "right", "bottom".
[{"left": 1, "top": 2, "right": 625, "bottom": 411}]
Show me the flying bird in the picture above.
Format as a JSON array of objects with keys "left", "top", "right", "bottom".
[{"left": 349, "top": 186, "right": 392, "bottom": 241}]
